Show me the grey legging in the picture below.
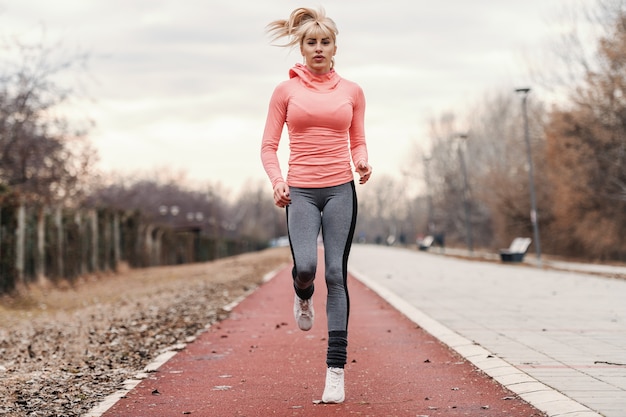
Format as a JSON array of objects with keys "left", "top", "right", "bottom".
[{"left": 286, "top": 180, "right": 357, "bottom": 368}]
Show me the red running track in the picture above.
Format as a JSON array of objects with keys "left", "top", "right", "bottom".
[{"left": 102, "top": 258, "right": 546, "bottom": 417}]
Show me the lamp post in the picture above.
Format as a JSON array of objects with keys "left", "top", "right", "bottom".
[
  {"left": 455, "top": 133, "right": 473, "bottom": 255},
  {"left": 207, "top": 190, "right": 220, "bottom": 260},
  {"left": 515, "top": 88, "right": 542, "bottom": 266},
  {"left": 422, "top": 154, "right": 434, "bottom": 234}
]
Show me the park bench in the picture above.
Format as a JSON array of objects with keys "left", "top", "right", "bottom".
[
  {"left": 499, "top": 237, "right": 532, "bottom": 262},
  {"left": 418, "top": 235, "right": 434, "bottom": 251}
]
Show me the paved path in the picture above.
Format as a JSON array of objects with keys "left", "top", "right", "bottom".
[
  {"left": 90, "top": 250, "right": 546, "bottom": 417},
  {"left": 349, "top": 244, "right": 626, "bottom": 417}
]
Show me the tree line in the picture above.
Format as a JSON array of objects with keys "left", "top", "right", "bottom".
[
  {"left": 0, "top": 35, "right": 268, "bottom": 293},
  {"left": 402, "top": 0, "right": 626, "bottom": 260}
]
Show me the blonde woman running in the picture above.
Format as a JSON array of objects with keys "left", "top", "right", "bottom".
[{"left": 261, "top": 6, "right": 372, "bottom": 404}]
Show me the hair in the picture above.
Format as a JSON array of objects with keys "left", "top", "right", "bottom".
[{"left": 266, "top": 7, "right": 338, "bottom": 48}]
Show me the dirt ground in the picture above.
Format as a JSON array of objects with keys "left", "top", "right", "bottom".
[{"left": 0, "top": 247, "right": 291, "bottom": 417}]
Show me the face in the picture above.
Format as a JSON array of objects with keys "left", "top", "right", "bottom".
[{"left": 300, "top": 34, "right": 337, "bottom": 75}]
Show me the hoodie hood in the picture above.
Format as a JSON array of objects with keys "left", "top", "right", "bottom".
[{"left": 289, "top": 63, "right": 341, "bottom": 92}]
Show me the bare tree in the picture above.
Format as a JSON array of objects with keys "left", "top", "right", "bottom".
[
  {"left": 413, "top": 94, "right": 550, "bottom": 251},
  {"left": 0, "top": 33, "right": 95, "bottom": 205},
  {"left": 463, "top": 91, "right": 551, "bottom": 249}
]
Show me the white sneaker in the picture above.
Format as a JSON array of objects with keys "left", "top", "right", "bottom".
[
  {"left": 293, "top": 294, "right": 314, "bottom": 331},
  {"left": 322, "top": 367, "right": 345, "bottom": 403}
]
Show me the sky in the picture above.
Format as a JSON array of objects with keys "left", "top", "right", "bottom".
[{"left": 0, "top": 0, "right": 581, "bottom": 194}]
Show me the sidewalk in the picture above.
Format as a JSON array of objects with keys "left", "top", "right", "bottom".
[
  {"left": 349, "top": 244, "right": 626, "bottom": 417},
  {"left": 92, "top": 254, "right": 546, "bottom": 417}
]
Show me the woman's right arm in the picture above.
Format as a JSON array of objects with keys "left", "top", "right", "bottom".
[{"left": 261, "top": 83, "right": 290, "bottom": 205}]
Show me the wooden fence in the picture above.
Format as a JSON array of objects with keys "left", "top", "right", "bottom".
[{"left": 0, "top": 201, "right": 260, "bottom": 294}]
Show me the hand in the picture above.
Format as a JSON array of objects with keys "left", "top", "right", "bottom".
[
  {"left": 355, "top": 160, "right": 372, "bottom": 184},
  {"left": 273, "top": 181, "right": 291, "bottom": 208}
]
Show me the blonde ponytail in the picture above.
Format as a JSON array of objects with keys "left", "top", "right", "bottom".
[{"left": 267, "top": 7, "right": 338, "bottom": 48}]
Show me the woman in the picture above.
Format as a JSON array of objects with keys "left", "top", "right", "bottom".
[{"left": 261, "top": 7, "right": 372, "bottom": 404}]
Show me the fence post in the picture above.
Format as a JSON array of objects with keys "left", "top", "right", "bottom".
[
  {"left": 152, "top": 227, "right": 163, "bottom": 266},
  {"left": 145, "top": 224, "right": 154, "bottom": 267},
  {"left": 113, "top": 211, "right": 121, "bottom": 271},
  {"left": 89, "top": 209, "right": 98, "bottom": 272},
  {"left": 74, "top": 211, "right": 86, "bottom": 275},
  {"left": 15, "top": 202, "right": 25, "bottom": 285},
  {"left": 55, "top": 206, "right": 64, "bottom": 278},
  {"left": 102, "top": 210, "right": 111, "bottom": 272},
  {"left": 36, "top": 206, "right": 46, "bottom": 280}
]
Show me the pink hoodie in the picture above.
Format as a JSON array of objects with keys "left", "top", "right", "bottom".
[{"left": 261, "top": 64, "right": 368, "bottom": 189}]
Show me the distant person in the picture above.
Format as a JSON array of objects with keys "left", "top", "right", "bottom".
[
  {"left": 261, "top": 6, "right": 372, "bottom": 404},
  {"left": 434, "top": 232, "right": 445, "bottom": 251}
]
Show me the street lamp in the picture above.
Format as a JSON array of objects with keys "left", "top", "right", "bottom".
[
  {"left": 422, "top": 154, "right": 434, "bottom": 234},
  {"left": 455, "top": 133, "right": 473, "bottom": 255},
  {"left": 515, "top": 88, "right": 542, "bottom": 266},
  {"left": 158, "top": 205, "right": 180, "bottom": 226}
]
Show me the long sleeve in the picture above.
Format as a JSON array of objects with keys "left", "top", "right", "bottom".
[
  {"left": 260, "top": 83, "right": 288, "bottom": 188},
  {"left": 349, "top": 85, "right": 368, "bottom": 166}
]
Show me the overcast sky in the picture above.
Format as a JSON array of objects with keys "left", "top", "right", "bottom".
[{"left": 1, "top": 0, "right": 580, "bottom": 194}]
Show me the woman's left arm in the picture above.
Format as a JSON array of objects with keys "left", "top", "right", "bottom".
[{"left": 349, "top": 85, "right": 372, "bottom": 184}]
